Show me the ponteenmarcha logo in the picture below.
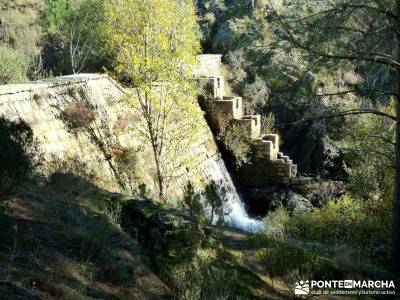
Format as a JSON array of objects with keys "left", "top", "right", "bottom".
[
  {"left": 295, "top": 280, "right": 310, "bottom": 295},
  {"left": 294, "top": 279, "right": 396, "bottom": 296}
]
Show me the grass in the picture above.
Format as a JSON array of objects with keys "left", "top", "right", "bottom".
[
  {"left": 1, "top": 173, "right": 285, "bottom": 299},
  {"left": 0, "top": 173, "right": 171, "bottom": 300}
]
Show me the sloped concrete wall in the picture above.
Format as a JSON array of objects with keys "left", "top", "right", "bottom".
[{"left": 0, "top": 73, "right": 235, "bottom": 199}]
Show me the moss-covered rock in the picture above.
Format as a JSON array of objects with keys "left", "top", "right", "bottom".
[{"left": 121, "top": 198, "right": 206, "bottom": 260}]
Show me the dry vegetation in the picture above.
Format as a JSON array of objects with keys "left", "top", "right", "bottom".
[{"left": 0, "top": 174, "right": 171, "bottom": 300}]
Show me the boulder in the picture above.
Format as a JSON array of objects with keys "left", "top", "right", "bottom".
[
  {"left": 120, "top": 198, "right": 206, "bottom": 259},
  {"left": 242, "top": 186, "right": 313, "bottom": 216},
  {"left": 284, "top": 191, "right": 313, "bottom": 214},
  {"left": 290, "top": 178, "right": 345, "bottom": 207}
]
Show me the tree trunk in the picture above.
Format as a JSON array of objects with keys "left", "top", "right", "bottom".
[
  {"left": 392, "top": 0, "right": 400, "bottom": 275},
  {"left": 392, "top": 71, "right": 400, "bottom": 275},
  {"left": 150, "top": 136, "right": 165, "bottom": 202},
  {"left": 155, "top": 158, "right": 165, "bottom": 201}
]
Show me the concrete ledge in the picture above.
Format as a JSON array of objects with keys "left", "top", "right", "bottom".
[{"left": 0, "top": 74, "right": 110, "bottom": 96}]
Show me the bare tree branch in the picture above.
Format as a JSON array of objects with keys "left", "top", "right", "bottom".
[
  {"left": 277, "top": 109, "right": 397, "bottom": 128},
  {"left": 267, "top": 0, "right": 400, "bottom": 68}
]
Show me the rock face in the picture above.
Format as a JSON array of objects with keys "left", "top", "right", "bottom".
[
  {"left": 242, "top": 186, "right": 312, "bottom": 216},
  {"left": 280, "top": 118, "right": 348, "bottom": 181},
  {"left": 243, "top": 177, "right": 345, "bottom": 216},
  {"left": 290, "top": 177, "right": 346, "bottom": 207}
]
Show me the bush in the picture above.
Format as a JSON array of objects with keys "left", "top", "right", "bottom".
[
  {"left": 217, "top": 118, "right": 252, "bottom": 167},
  {"left": 0, "top": 203, "right": 16, "bottom": 242},
  {"left": 60, "top": 101, "right": 96, "bottom": 131},
  {"left": 0, "top": 45, "right": 28, "bottom": 84},
  {"left": 179, "top": 182, "right": 205, "bottom": 225},
  {"left": 80, "top": 216, "right": 109, "bottom": 262},
  {"left": 243, "top": 76, "right": 269, "bottom": 112},
  {"left": 0, "top": 118, "right": 39, "bottom": 195},
  {"left": 179, "top": 181, "right": 230, "bottom": 226},
  {"left": 162, "top": 251, "right": 241, "bottom": 300},
  {"left": 264, "top": 194, "right": 391, "bottom": 257},
  {"left": 257, "top": 239, "right": 316, "bottom": 277},
  {"left": 256, "top": 238, "right": 343, "bottom": 283},
  {"left": 203, "top": 180, "right": 229, "bottom": 225}
]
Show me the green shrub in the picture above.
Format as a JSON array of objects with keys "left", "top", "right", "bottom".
[
  {"left": 203, "top": 180, "right": 229, "bottom": 225},
  {"left": 80, "top": 216, "right": 109, "bottom": 262},
  {"left": 217, "top": 118, "right": 252, "bottom": 167},
  {"left": 179, "top": 182, "right": 205, "bottom": 225},
  {"left": 0, "top": 118, "right": 40, "bottom": 195},
  {"left": 257, "top": 238, "right": 317, "bottom": 277},
  {"left": 0, "top": 0, "right": 43, "bottom": 56},
  {"left": 162, "top": 252, "right": 241, "bottom": 300},
  {"left": 179, "top": 181, "right": 230, "bottom": 226},
  {"left": 264, "top": 193, "right": 391, "bottom": 255},
  {"left": 243, "top": 76, "right": 269, "bottom": 111},
  {"left": 0, "top": 203, "right": 16, "bottom": 242},
  {"left": 0, "top": 45, "right": 28, "bottom": 84},
  {"left": 256, "top": 238, "right": 343, "bottom": 283}
]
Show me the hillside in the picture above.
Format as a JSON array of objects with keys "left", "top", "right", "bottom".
[
  {"left": 0, "top": 173, "right": 291, "bottom": 299},
  {"left": 0, "top": 0, "right": 399, "bottom": 298},
  {"left": 0, "top": 174, "right": 171, "bottom": 299}
]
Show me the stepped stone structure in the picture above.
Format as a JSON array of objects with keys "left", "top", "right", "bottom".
[
  {"left": 196, "top": 55, "right": 297, "bottom": 186},
  {"left": 0, "top": 54, "right": 296, "bottom": 198}
]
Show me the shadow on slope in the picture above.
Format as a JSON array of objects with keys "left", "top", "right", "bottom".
[{"left": 0, "top": 172, "right": 170, "bottom": 300}]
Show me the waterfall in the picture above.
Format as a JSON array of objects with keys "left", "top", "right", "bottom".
[
  {"left": 224, "top": 192, "right": 265, "bottom": 233},
  {"left": 207, "top": 156, "right": 265, "bottom": 233}
]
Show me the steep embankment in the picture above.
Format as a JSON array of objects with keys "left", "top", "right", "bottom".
[
  {"left": 0, "top": 174, "right": 289, "bottom": 299},
  {"left": 0, "top": 174, "right": 171, "bottom": 299}
]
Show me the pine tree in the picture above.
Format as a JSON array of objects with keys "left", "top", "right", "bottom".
[{"left": 268, "top": 0, "right": 400, "bottom": 274}]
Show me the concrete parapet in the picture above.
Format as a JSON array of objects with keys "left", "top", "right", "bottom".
[
  {"left": 253, "top": 140, "right": 275, "bottom": 160},
  {"left": 240, "top": 115, "right": 261, "bottom": 139},
  {"left": 196, "top": 76, "right": 224, "bottom": 99},
  {"left": 262, "top": 134, "right": 279, "bottom": 152},
  {"left": 221, "top": 96, "right": 243, "bottom": 119},
  {"left": 202, "top": 97, "right": 243, "bottom": 131},
  {"left": 213, "top": 99, "right": 242, "bottom": 119},
  {"left": 238, "top": 158, "right": 294, "bottom": 186}
]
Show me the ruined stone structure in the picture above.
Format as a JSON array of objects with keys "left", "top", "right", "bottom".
[{"left": 196, "top": 55, "right": 297, "bottom": 186}]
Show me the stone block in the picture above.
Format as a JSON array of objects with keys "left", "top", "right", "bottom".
[
  {"left": 262, "top": 134, "right": 279, "bottom": 152},
  {"left": 241, "top": 114, "right": 261, "bottom": 139}
]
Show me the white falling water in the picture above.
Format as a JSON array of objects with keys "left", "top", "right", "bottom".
[
  {"left": 224, "top": 192, "right": 265, "bottom": 233},
  {"left": 207, "top": 156, "right": 265, "bottom": 233}
]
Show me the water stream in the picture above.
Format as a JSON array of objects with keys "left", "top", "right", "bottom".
[{"left": 207, "top": 156, "right": 265, "bottom": 233}]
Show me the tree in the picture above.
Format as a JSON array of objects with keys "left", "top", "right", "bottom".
[
  {"left": 42, "top": 0, "right": 106, "bottom": 75},
  {"left": 204, "top": 180, "right": 228, "bottom": 225},
  {"left": 266, "top": 0, "right": 400, "bottom": 274},
  {"left": 69, "top": 17, "right": 92, "bottom": 74},
  {"left": 101, "top": 0, "right": 203, "bottom": 201},
  {"left": 0, "top": 118, "right": 40, "bottom": 195},
  {"left": 179, "top": 182, "right": 205, "bottom": 224}
]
